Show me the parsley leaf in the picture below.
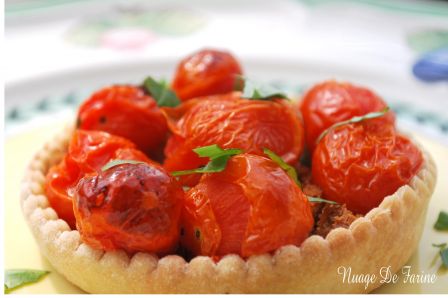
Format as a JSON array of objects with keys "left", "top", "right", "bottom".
[
  {"left": 171, "top": 145, "right": 242, "bottom": 176},
  {"left": 316, "top": 107, "right": 390, "bottom": 145},
  {"left": 307, "top": 196, "right": 339, "bottom": 205},
  {"left": 4, "top": 269, "right": 49, "bottom": 293},
  {"left": 263, "top": 148, "right": 301, "bottom": 188},
  {"left": 434, "top": 211, "right": 448, "bottom": 230},
  {"left": 143, "top": 76, "right": 181, "bottom": 107},
  {"left": 101, "top": 160, "right": 145, "bottom": 172},
  {"left": 235, "top": 76, "right": 288, "bottom": 100}
]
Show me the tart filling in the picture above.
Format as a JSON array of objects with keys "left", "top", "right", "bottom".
[
  {"left": 20, "top": 49, "right": 437, "bottom": 293},
  {"left": 21, "top": 124, "right": 436, "bottom": 293}
]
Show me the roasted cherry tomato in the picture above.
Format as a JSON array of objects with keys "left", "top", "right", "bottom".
[
  {"left": 181, "top": 153, "right": 314, "bottom": 257},
  {"left": 74, "top": 162, "right": 183, "bottom": 255},
  {"left": 45, "top": 130, "right": 150, "bottom": 228},
  {"left": 172, "top": 49, "right": 243, "bottom": 101},
  {"left": 312, "top": 121, "right": 423, "bottom": 214},
  {"left": 45, "top": 162, "right": 80, "bottom": 229},
  {"left": 300, "top": 81, "right": 395, "bottom": 152},
  {"left": 163, "top": 92, "right": 305, "bottom": 185},
  {"left": 77, "top": 85, "right": 168, "bottom": 158}
]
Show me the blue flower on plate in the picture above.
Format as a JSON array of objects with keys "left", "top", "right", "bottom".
[{"left": 413, "top": 48, "right": 448, "bottom": 82}]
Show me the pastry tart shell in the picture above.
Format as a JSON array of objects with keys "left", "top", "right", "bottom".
[{"left": 20, "top": 125, "right": 437, "bottom": 293}]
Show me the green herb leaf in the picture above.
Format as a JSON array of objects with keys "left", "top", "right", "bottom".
[
  {"left": 432, "top": 243, "right": 447, "bottom": 249},
  {"left": 316, "top": 107, "right": 391, "bottom": 145},
  {"left": 263, "top": 148, "right": 301, "bottom": 188},
  {"left": 434, "top": 211, "right": 448, "bottom": 230},
  {"left": 172, "top": 145, "right": 242, "bottom": 177},
  {"left": 441, "top": 248, "right": 448, "bottom": 267},
  {"left": 143, "top": 76, "right": 181, "bottom": 107},
  {"left": 101, "top": 159, "right": 145, "bottom": 172},
  {"left": 4, "top": 269, "right": 49, "bottom": 293},
  {"left": 235, "top": 76, "right": 288, "bottom": 100},
  {"left": 307, "top": 196, "right": 339, "bottom": 205},
  {"left": 193, "top": 144, "right": 242, "bottom": 159},
  {"left": 172, "top": 156, "right": 231, "bottom": 176}
]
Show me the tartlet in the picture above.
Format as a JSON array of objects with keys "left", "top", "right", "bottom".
[{"left": 21, "top": 123, "right": 436, "bottom": 294}]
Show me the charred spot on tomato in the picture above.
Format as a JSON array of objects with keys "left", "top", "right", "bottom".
[
  {"left": 194, "top": 228, "right": 201, "bottom": 240},
  {"left": 99, "top": 116, "right": 107, "bottom": 124},
  {"left": 180, "top": 227, "right": 185, "bottom": 237}
]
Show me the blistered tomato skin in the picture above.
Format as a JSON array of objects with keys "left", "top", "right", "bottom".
[
  {"left": 46, "top": 162, "right": 80, "bottom": 228},
  {"left": 181, "top": 153, "right": 314, "bottom": 258},
  {"left": 77, "top": 85, "right": 168, "bottom": 158},
  {"left": 300, "top": 81, "right": 395, "bottom": 152},
  {"left": 172, "top": 49, "right": 243, "bottom": 101},
  {"left": 163, "top": 92, "right": 305, "bottom": 185},
  {"left": 74, "top": 162, "right": 183, "bottom": 255},
  {"left": 312, "top": 121, "right": 423, "bottom": 214},
  {"left": 45, "top": 130, "right": 151, "bottom": 229}
]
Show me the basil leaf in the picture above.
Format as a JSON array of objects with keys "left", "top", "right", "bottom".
[
  {"left": 5, "top": 269, "right": 49, "bottom": 293},
  {"left": 263, "top": 148, "right": 301, "bottom": 188},
  {"left": 316, "top": 107, "right": 390, "bottom": 145},
  {"left": 434, "top": 211, "right": 448, "bottom": 230},
  {"left": 441, "top": 248, "right": 448, "bottom": 267},
  {"left": 171, "top": 145, "right": 242, "bottom": 177},
  {"left": 101, "top": 159, "right": 145, "bottom": 172},
  {"left": 236, "top": 76, "right": 288, "bottom": 100},
  {"left": 307, "top": 196, "right": 339, "bottom": 205},
  {"left": 143, "top": 76, "right": 180, "bottom": 107}
]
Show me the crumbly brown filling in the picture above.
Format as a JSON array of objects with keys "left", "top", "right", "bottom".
[
  {"left": 297, "top": 164, "right": 362, "bottom": 238},
  {"left": 313, "top": 203, "right": 361, "bottom": 237}
]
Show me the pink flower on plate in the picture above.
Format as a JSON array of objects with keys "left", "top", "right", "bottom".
[{"left": 100, "top": 28, "right": 157, "bottom": 50}]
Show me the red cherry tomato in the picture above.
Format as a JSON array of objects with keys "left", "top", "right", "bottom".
[
  {"left": 77, "top": 85, "right": 168, "bottom": 158},
  {"left": 74, "top": 162, "right": 183, "bottom": 255},
  {"left": 181, "top": 153, "right": 314, "bottom": 257},
  {"left": 300, "top": 81, "right": 395, "bottom": 152},
  {"left": 172, "top": 49, "right": 243, "bottom": 101},
  {"left": 162, "top": 92, "right": 305, "bottom": 186},
  {"left": 46, "top": 162, "right": 80, "bottom": 229},
  {"left": 45, "top": 130, "right": 151, "bottom": 228},
  {"left": 312, "top": 121, "right": 423, "bottom": 214}
]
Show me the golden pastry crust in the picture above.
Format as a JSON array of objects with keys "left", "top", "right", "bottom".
[{"left": 20, "top": 125, "right": 437, "bottom": 293}]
